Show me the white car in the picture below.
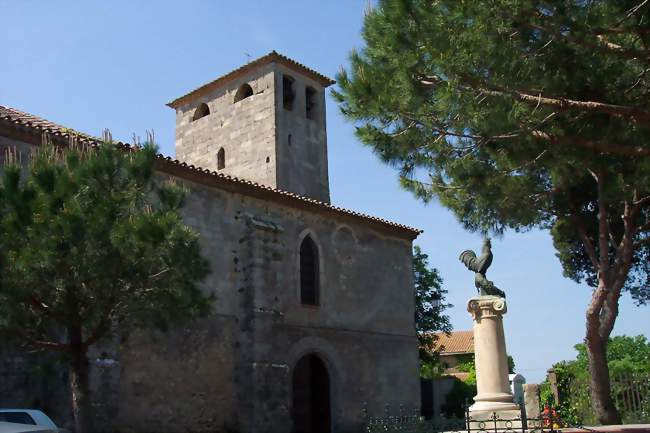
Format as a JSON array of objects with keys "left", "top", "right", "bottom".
[
  {"left": 0, "top": 422, "right": 57, "bottom": 433},
  {"left": 0, "top": 410, "right": 63, "bottom": 433}
]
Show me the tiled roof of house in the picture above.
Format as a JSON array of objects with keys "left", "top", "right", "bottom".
[
  {"left": 0, "top": 105, "right": 422, "bottom": 239},
  {"left": 431, "top": 331, "right": 474, "bottom": 354},
  {"left": 167, "top": 51, "right": 336, "bottom": 108}
]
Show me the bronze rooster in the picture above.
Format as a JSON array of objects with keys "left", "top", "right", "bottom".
[{"left": 459, "top": 238, "right": 506, "bottom": 298}]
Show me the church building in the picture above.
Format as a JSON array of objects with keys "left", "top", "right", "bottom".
[{"left": 0, "top": 52, "right": 421, "bottom": 433}]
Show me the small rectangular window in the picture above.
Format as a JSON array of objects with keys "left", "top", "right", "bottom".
[
  {"left": 283, "top": 75, "right": 295, "bottom": 111},
  {"left": 217, "top": 148, "right": 225, "bottom": 170},
  {"left": 305, "top": 86, "right": 317, "bottom": 120}
]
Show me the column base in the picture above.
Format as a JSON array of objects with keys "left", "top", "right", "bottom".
[
  {"left": 470, "top": 391, "right": 520, "bottom": 412},
  {"left": 470, "top": 402, "right": 520, "bottom": 412}
]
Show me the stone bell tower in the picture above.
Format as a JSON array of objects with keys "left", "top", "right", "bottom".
[{"left": 167, "top": 51, "right": 334, "bottom": 203}]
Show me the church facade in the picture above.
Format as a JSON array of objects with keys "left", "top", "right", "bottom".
[{"left": 0, "top": 52, "right": 421, "bottom": 433}]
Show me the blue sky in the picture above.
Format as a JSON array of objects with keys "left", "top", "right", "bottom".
[{"left": 1, "top": 1, "right": 648, "bottom": 383}]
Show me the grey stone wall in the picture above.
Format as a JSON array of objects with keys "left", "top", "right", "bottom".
[
  {"left": 172, "top": 63, "right": 331, "bottom": 203},
  {"left": 133, "top": 176, "right": 419, "bottom": 433},
  {"left": 174, "top": 65, "right": 278, "bottom": 189},
  {"left": 115, "top": 316, "right": 239, "bottom": 433},
  {"left": 0, "top": 347, "right": 71, "bottom": 429},
  {"left": 0, "top": 131, "right": 419, "bottom": 433},
  {"left": 0, "top": 135, "right": 32, "bottom": 168},
  {"left": 273, "top": 63, "right": 330, "bottom": 203}
]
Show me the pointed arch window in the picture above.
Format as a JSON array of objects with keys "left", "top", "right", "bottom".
[
  {"left": 217, "top": 147, "right": 225, "bottom": 170},
  {"left": 300, "top": 235, "right": 319, "bottom": 305},
  {"left": 192, "top": 103, "right": 210, "bottom": 121}
]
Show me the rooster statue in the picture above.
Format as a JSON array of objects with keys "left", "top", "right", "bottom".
[{"left": 459, "top": 238, "right": 506, "bottom": 298}]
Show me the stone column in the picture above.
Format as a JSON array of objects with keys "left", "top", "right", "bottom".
[
  {"left": 467, "top": 296, "right": 519, "bottom": 417},
  {"left": 523, "top": 383, "right": 541, "bottom": 422},
  {"left": 547, "top": 368, "right": 560, "bottom": 405}
]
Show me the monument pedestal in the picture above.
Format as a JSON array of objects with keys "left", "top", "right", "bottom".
[{"left": 467, "top": 296, "right": 521, "bottom": 427}]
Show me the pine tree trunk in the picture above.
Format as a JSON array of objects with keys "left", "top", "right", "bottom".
[
  {"left": 585, "top": 321, "right": 621, "bottom": 425},
  {"left": 69, "top": 327, "right": 93, "bottom": 433}
]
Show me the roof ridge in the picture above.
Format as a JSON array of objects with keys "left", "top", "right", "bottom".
[
  {"left": 167, "top": 51, "right": 336, "bottom": 108},
  {"left": 0, "top": 105, "right": 422, "bottom": 239}
]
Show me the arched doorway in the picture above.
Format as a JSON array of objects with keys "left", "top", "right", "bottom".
[{"left": 292, "top": 354, "right": 331, "bottom": 433}]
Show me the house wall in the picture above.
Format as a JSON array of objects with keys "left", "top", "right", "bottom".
[{"left": 441, "top": 353, "right": 474, "bottom": 370}]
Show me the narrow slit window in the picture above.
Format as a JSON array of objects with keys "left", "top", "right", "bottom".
[
  {"left": 305, "top": 86, "right": 316, "bottom": 119},
  {"left": 300, "top": 235, "right": 319, "bottom": 305},
  {"left": 234, "top": 83, "right": 254, "bottom": 103},
  {"left": 217, "top": 147, "right": 225, "bottom": 170},
  {"left": 192, "top": 103, "right": 210, "bottom": 121},
  {"left": 283, "top": 75, "right": 295, "bottom": 111}
]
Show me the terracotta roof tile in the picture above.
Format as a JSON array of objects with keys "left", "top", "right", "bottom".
[
  {"left": 0, "top": 105, "right": 422, "bottom": 239},
  {"left": 167, "top": 51, "right": 335, "bottom": 108},
  {"left": 431, "top": 331, "right": 474, "bottom": 354},
  {"left": 0, "top": 106, "right": 93, "bottom": 140}
]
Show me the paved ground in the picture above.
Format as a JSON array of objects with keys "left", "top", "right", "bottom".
[{"left": 562, "top": 425, "right": 650, "bottom": 433}]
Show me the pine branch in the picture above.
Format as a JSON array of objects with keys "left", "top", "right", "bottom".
[
  {"left": 490, "top": 3, "right": 650, "bottom": 63},
  {"left": 616, "top": 0, "right": 650, "bottom": 27},
  {"left": 471, "top": 79, "right": 650, "bottom": 124},
  {"left": 29, "top": 340, "right": 72, "bottom": 352},
  {"left": 634, "top": 195, "right": 650, "bottom": 207},
  {"left": 523, "top": 21, "right": 650, "bottom": 64},
  {"left": 419, "top": 73, "right": 650, "bottom": 129},
  {"left": 571, "top": 212, "right": 600, "bottom": 271},
  {"left": 531, "top": 130, "right": 650, "bottom": 157},
  {"left": 604, "top": 196, "right": 642, "bottom": 338},
  {"left": 597, "top": 172, "right": 611, "bottom": 276},
  {"left": 15, "top": 329, "right": 71, "bottom": 353},
  {"left": 29, "top": 295, "right": 68, "bottom": 324},
  {"left": 593, "top": 27, "right": 650, "bottom": 36}
]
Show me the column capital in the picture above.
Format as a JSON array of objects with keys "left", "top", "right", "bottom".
[{"left": 467, "top": 296, "right": 507, "bottom": 320}]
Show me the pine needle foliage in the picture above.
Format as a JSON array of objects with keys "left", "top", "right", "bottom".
[
  {"left": 334, "top": 0, "right": 650, "bottom": 424},
  {"left": 0, "top": 140, "right": 212, "bottom": 432}
]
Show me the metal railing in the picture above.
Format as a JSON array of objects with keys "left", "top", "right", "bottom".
[
  {"left": 363, "top": 404, "right": 574, "bottom": 433},
  {"left": 563, "top": 372, "right": 650, "bottom": 425}
]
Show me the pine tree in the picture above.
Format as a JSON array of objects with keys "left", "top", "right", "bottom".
[
  {"left": 0, "top": 140, "right": 212, "bottom": 433},
  {"left": 334, "top": 0, "right": 650, "bottom": 424}
]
